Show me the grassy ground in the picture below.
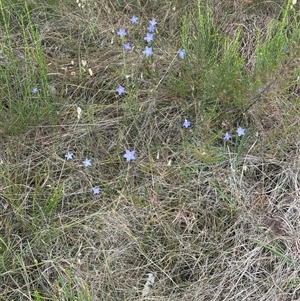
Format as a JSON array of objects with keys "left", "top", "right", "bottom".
[{"left": 1, "top": 0, "right": 300, "bottom": 300}]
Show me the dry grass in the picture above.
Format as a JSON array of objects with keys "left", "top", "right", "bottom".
[{"left": 1, "top": 0, "right": 300, "bottom": 300}]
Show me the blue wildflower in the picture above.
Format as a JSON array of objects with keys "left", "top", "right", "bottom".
[
  {"left": 183, "top": 119, "right": 191, "bottom": 128},
  {"left": 124, "top": 42, "right": 132, "bottom": 50},
  {"left": 82, "top": 158, "right": 92, "bottom": 167},
  {"left": 143, "top": 46, "right": 153, "bottom": 58},
  {"left": 149, "top": 18, "right": 157, "bottom": 27},
  {"left": 32, "top": 87, "right": 38, "bottom": 94},
  {"left": 147, "top": 24, "right": 155, "bottom": 32},
  {"left": 123, "top": 149, "right": 135, "bottom": 162},
  {"left": 223, "top": 132, "right": 232, "bottom": 141},
  {"left": 116, "top": 85, "right": 125, "bottom": 95},
  {"left": 130, "top": 15, "right": 138, "bottom": 24},
  {"left": 92, "top": 186, "right": 101, "bottom": 195},
  {"left": 117, "top": 28, "right": 126, "bottom": 37},
  {"left": 237, "top": 127, "right": 245, "bottom": 137},
  {"left": 178, "top": 49, "right": 186, "bottom": 59},
  {"left": 65, "top": 152, "right": 74, "bottom": 160},
  {"left": 144, "top": 32, "right": 154, "bottom": 43}
]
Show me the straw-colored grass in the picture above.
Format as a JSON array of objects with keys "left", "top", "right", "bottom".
[{"left": 1, "top": 0, "right": 300, "bottom": 300}]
